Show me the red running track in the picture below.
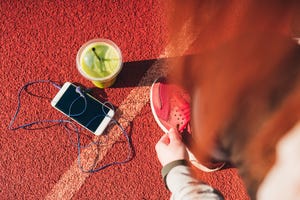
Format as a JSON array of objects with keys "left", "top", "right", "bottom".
[{"left": 1, "top": 0, "right": 250, "bottom": 199}]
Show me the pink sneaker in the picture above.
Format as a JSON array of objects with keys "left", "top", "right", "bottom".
[
  {"left": 150, "top": 77, "right": 225, "bottom": 172},
  {"left": 150, "top": 77, "right": 191, "bottom": 133}
]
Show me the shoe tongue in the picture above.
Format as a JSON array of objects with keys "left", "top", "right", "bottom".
[{"left": 158, "top": 82, "right": 172, "bottom": 120}]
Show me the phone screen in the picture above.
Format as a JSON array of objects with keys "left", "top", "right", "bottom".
[{"left": 51, "top": 83, "right": 114, "bottom": 135}]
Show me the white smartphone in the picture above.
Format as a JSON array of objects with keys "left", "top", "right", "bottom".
[{"left": 51, "top": 82, "right": 115, "bottom": 136}]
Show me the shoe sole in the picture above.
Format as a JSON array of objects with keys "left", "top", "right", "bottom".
[
  {"left": 150, "top": 78, "right": 169, "bottom": 133},
  {"left": 188, "top": 149, "right": 225, "bottom": 172}
]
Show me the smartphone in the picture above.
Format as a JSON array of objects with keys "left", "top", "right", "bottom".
[{"left": 51, "top": 82, "right": 115, "bottom": 135}]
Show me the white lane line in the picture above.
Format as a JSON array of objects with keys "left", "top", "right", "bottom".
[{"left": 45, "top": 18, "right": 196, "bottom": 200}]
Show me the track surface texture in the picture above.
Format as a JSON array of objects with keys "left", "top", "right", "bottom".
[{"left": 1, "top": 1, "right": 250, "bottom": 199}]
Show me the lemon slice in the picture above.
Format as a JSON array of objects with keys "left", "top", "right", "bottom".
[{"left": 80, "top": 42, "right": 121, "bottom": 78}]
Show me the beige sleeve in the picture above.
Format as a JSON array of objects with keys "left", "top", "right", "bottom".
[{"left": 164, "top": 162, "right": 223, "bottom": 200}]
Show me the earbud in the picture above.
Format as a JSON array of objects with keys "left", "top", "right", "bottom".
[{"left": 75, "top": 86, "right": 85, "bottom": 97}]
